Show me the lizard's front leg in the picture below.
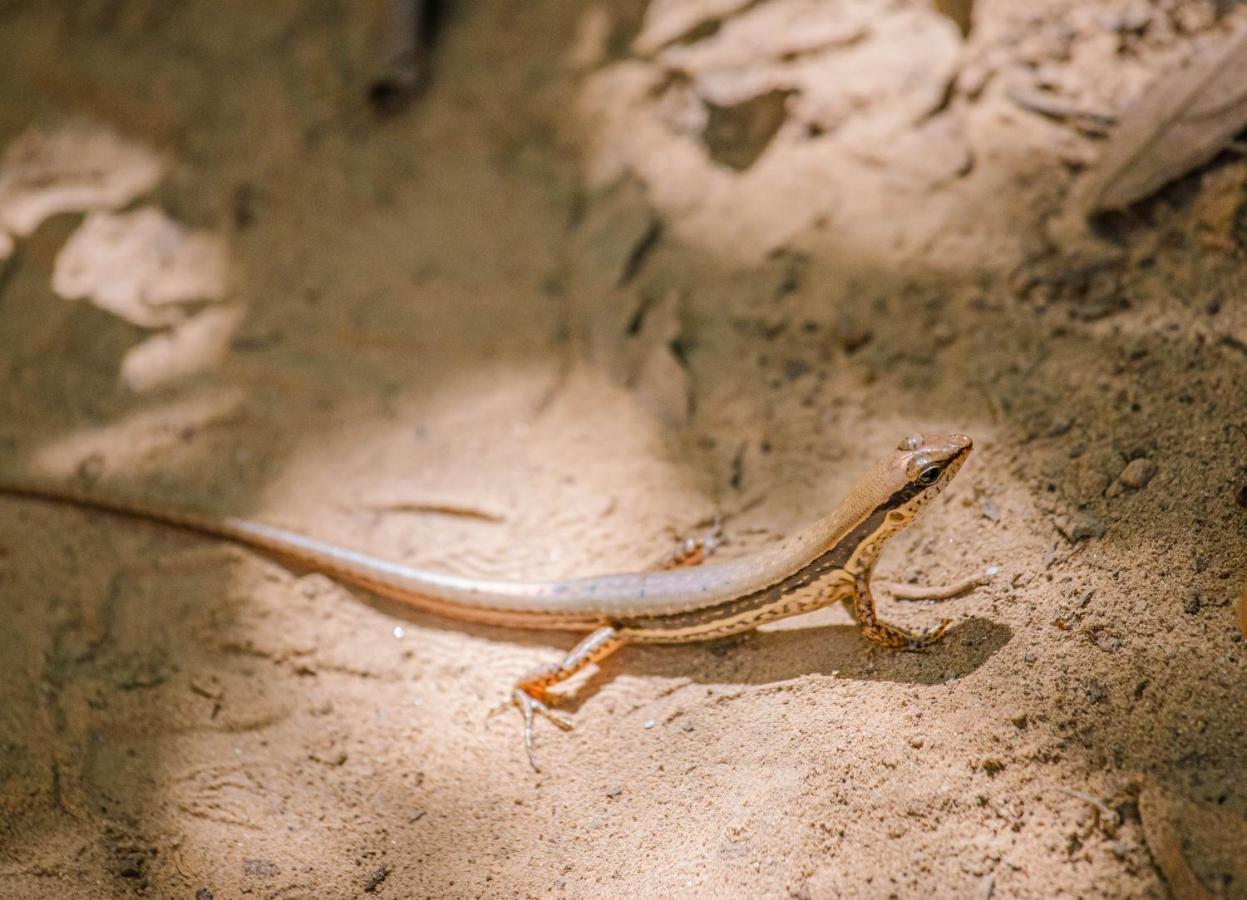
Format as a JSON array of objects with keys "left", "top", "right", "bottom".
[
  {"left": 852, "top": 572, "right": 950, "bottom": 650},
  {"left": 502, "top": 625, "right": 626, "bottom": 771}
]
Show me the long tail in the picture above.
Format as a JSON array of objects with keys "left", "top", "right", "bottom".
[{"left": 0, "top": 479, "right": 597, "bottom": 631}]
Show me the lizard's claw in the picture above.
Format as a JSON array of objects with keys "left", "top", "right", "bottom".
[
  {"left": 905, "top": 619, "right": 951, "bottom": 650},
  {"left": 505, "top": 688, "right": 573, "bottom": 772}
]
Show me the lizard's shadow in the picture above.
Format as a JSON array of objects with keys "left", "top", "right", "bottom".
[{"left": 560, "top": 615, "right": 1013, "bottom": 711}]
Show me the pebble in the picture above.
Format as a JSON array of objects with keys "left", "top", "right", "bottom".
[
  {"left": 1055, "top": 511, "right": 1106, "bottom": 542},
  {"left": 1049, "top": 416, "right": 1073, "bottom": 437},
  {"left": 834, "top": 316, "right": 872, "bottom": 353},
  {"left": 1183, "top": 591, "right": 1201, "bottom": 615},
  {"left": 980, "top": 500, "right": 1001, "bottom": 522},
  {"left": 1118, "top": 458, "right": 1156, "bottom": 489},
  {"left": 606, "top": 782, "right": 623, "bottom": 798},
  {"left": 932, "top": 323, "right": 957, "bottom": 347}
]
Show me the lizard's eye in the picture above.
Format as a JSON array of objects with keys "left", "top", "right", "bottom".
[{"left": 917, "top": 465, "right": 942, "bottom": 485}]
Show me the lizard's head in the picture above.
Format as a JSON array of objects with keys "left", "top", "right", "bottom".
[
  {"left": 835, "top": 433, "right": 973, "bottom": 577},
  {"left": 883, "top": 432, "right": 972, "bottom": 523}
]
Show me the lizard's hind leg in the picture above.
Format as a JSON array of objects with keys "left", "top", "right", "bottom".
[
  {"left": 852, "top": 573, "right": 950, "bottom": 650},
  {"left": 502, "top": 625, "right": 625, "bottom": 771}
]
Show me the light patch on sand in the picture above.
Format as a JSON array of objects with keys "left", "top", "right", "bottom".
[
  {"left": 121, "top": 304, "right": 246, "bottom": 393},
  {"left": 52, "top": 206, "right": 231, "bottom": 328},
  {"left": 0, "top": 119, "right": 164, "bottom": 236}
]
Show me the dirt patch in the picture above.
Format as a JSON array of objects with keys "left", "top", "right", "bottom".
[{"left": 0, "top": 1, "right": 1244, "bottom": 897}]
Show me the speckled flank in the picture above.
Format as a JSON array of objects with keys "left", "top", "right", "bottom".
[{"left": 619, "top": 439, "right": 968, "bottom": 642}]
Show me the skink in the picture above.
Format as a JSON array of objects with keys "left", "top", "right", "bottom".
[{"left": 0, "top": 432, "right": 976, "bottom": 769}]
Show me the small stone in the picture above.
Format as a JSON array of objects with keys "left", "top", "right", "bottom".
[
  {"left": 1055, "top": 511, "right": 1106, "bottom": 543},
  {"left": 643, "top": 719, "right": 655, "bottom": 729},
  {"left": 1118, "top": 458, "right": 1156, "bottom": 489},
  {"left": 190, "top": 677, "right": 223, "bottom": 701},
  {"left": 932, "top": 323, "right": 956, "bottom": 347},
  {"left": 909, "top": 737, "right": 924, "bottom": 749},
  {"left": 1183, "top": 592, "right": 1202, "bottom": 615},
  {"left": 300, "top": 574, "right": 334, "bottom": 598},
  {"left": 783, "top": 358, "right": 812, "bottom": 381},
  {"left": 980, "top": 500, "right": 1001, "bottom": 522},
  {"left": 980, "top": 758, "right": 1005, "bottom": 775},
  {"left": 242, "top": 859, "right": 280, "bottom": 879},
  {"left": 834, "top": 316, "right": 872, "bottom": 353},
  {"left": 1084, "top": 679, "right": 1108, "bottom": 704},
  {"left": 1049, "top": 417, "right": 1073, "bottom": 437},
  {"left": 606, "top": 782, "right": 623, "bottom": 798},
  {"left": 363, "top": 865, "right": 390, "bottom": 893}
]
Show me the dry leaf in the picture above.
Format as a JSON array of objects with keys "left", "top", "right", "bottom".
[
  {"left": 1138, "top": 784, "right": 1214, "bottom": 900},
  {"left": 1079, "top": 25, "right": 1247, "bottom": 217}
]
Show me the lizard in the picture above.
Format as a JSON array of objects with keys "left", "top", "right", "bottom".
[{"left": 0, "top": 432, "right": 980, "bottom": 770}]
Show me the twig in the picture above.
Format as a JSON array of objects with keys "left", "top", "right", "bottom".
[
  {"left": 1007, "top": 84, "right": 1117, "bottom": 135},
  {"left": 1055, "top": 785, "right": 1120, "bottom": 829},
  {"left": 360, "top": 501, "right": 505, "bottom": 523},
  {"left": 1139, "top": 784, "right": 1214, "bottom": 900},
  {"left": 879, "top": 573, "right": 993, "bottom": 601}
]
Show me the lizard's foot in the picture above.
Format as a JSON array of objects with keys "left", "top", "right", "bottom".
[
  {"left": 491, "top": 626, "right": 624, "bottom": 771},
  {"left": 861, "top": 618, "right": 951, "bottom": 650},
  {"left": 508, "top": 688, "right": 573, "bottom": 772}
]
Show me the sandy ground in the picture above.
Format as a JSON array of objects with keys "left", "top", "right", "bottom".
[{"left": 0, "top": 1, "right": 1245, "bottom": 897}]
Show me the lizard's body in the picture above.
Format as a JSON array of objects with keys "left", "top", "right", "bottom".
[{"left": 0, "top": 432, "right": 977, "bottom": 768}]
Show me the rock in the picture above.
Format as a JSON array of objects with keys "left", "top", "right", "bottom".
[
  {"left": 1183, "top": 591, "right": 1202, "bottom": 615},
  {"left": 1119, "top": 458, "right": 1157, "bottom": 489},
  {"left": 834, "top": 315, "right": 872, "bottom": 353},
  {"left": 1055, "top": 511, "right": 1106, "bottom": 542},
  {"left": 1084, "top": 679, "right": 1108, "bottom": 704}
]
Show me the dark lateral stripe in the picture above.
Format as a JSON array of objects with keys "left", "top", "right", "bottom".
[{"left": 618, "top": 480, "right": 924, "bottom": 635}]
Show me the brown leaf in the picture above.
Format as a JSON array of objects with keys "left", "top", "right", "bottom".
[
  {"left": 1079, "top": 25, "right": 1247, "bottom": 217},
  {"left": 1138, "top": 784, "right": 1216, "bottom": 900}
]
